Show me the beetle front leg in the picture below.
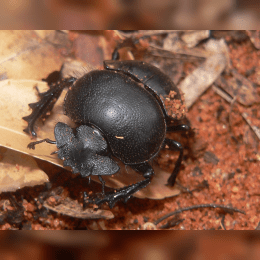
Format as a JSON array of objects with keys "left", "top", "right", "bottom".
[
  {"left": 23, "top": 77, "right": 76, "bottom": 137},
  {"left": 86, "top": 162, "right": 154, "bottom": 209}
]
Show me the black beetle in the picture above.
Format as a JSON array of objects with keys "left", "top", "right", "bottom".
[{"left": 23, "top": 58, "right": 190, "bottom": 208}]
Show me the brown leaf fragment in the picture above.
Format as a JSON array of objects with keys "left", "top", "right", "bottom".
[
  {"left": 43, "top": 197, "right": 114, "bottom": 220},
  {"left": 215, "top": 70, "right": 259, "bottom": 106},
  {"left": 163, "top": 31, "right": 182, "bottom": 52},
  {"left": 203, "top": 151, "right": 219, "bottom": 165}
]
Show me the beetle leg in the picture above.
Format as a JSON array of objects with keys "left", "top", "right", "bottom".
[
  {"left": 164, "top": 138, "right": 183, "bottom": 186},
  {"left": 86, "top": 163, "right": 154, "bottom": 209},
  {"left": 96, "top": 179, "right": 151, "bottom": 209},
  {"left": 27, "top": 138, "right": 57, "bottom": 150},
  {"left": 23, "top": 77, "right": 76, "bottom": 137}
]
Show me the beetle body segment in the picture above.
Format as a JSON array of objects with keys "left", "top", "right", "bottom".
[
  {"left": 54, "top": 122, "right": 119, "bottom": 176},
  {"left": 64, "top": 70, "right": 166, "bottom": 165},
  {"left": 104, "top": 60, "right": 182, "bottom": 99}
]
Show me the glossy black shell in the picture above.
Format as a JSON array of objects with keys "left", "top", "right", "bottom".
[{"left": 64, "top": 70, "right": 166, "bottom": 164}]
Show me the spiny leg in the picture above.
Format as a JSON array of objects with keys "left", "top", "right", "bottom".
[
  {"left": 86, "top": 162, "right": 154, "bottom": 209},
  {"left": 23, "top": 77, "right": 76, "bottom": 137},
  {"left": 164, "top": 138, "right": 183, "bottom": 186}
]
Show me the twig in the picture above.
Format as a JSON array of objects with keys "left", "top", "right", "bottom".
[
  {"left": 154, "top": 204, "right": 246, "bottom": 226},
  {"left": 212, "top": 85, "right": 233, "bottom": 103}
]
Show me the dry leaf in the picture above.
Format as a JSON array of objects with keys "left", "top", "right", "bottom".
[
  {"left": 162, "top": 32, "right": 210, "bottom": 58},
  {"left": 0, "top": 30, "right": 64, "bottom": 80},
  {"left": 179, "top": 39, "right": 229, "bottom": 108},
  {"left": 43, "top": 197, "right": 114, "bottom": 220},
  {"left": 0, "top": 79, "right": 72, "bottom": 166},
  {"left": 0, "top": 146, "right": 48, "bottom": 193},
  {"left": 181, "top": 30, "right": 210, "bottom": 48}
]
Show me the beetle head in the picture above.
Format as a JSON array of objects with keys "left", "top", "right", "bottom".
[{"left": 54, "top": 122, "right": 119, "bottom": 177}]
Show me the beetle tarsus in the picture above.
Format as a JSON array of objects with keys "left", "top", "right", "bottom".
[{"left": 87, "top": 178, "right": 151, "bottom": 209}]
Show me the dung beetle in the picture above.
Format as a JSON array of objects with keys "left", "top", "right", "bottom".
[{"left": 23, "top": 55, "right": 190, "bottom": 209}]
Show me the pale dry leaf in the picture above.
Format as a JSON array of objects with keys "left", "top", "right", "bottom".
[
  {"left": 181, "top": 30, "right": 210, "bottom": 48},
  {"left": 162, "top": 32, "right": 210, "bottom": 58},
  {"left": 0, "top": 30, "right": 64, "bottom": 80},
  {"left": 179, "top": 39, "right": 229, "bottom": 108},
  {"left": 163, "top": 31, "right": 182, "bottom": 52},
  {"left": 0, "top": 79, "right": 68, "bottom": 193},
  {"left": 0, "top": 146, "right": 49, "bottom": 193},
  {"left": 0, "top": 79, "right": 73, "bottom": 167}
]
